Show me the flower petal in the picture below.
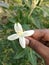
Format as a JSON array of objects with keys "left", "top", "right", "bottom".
[
  {"left": 23, "top": 30, "right": 34, "bottom": 37},
  {"left": 19, "top": 37, "right": 26, "bottom": 48},
  {"left": 14, "top": 23, "right": 23, "bottom": 32},
  {"left": 7, "top": 34, "right": 19, "bottom": 40}
]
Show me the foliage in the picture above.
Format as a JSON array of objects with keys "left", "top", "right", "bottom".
[{"left": 0, "top": 0, "right": 49, "bottom": 65}]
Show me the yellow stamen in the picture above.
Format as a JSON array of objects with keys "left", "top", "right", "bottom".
[{"left": 17, "top": 31, "right": 23, "bottom": 36}]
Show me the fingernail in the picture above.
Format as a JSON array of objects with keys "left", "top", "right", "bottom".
[{"left": 25, "top": 38, "right": 29, "bottom": 45}]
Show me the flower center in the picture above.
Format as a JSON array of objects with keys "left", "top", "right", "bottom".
[{"left": 17, "top": 31, "right": 23, "bottom": 36}]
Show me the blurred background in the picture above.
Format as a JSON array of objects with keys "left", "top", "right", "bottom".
[{"left": 0, "top": 0, "right": 49, "bottom": 65}]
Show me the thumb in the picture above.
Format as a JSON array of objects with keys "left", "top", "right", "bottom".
[{"left": 25, "top": 38, "right": 29, "bottom": 46}]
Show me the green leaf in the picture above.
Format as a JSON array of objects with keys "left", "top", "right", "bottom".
[
  {"left": 14, "top": 50, "right": 25, "bottom": 59},
  {"left": 30, "top": 17, "right": 42, "bottom": 29},
  {"left": 27, "top": 48, "right": 37, "bottom": 65},
  {"left": 8, "top": 17, "right": 16, "bottom": 23},
  {"left": 22, "top": 24, "right": 30, "bottom": 30}
]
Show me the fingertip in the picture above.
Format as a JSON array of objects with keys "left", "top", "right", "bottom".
[{"left": 25, "top": 38, "right": 29, "bottom": 46}]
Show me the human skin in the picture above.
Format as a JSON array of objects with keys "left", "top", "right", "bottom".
[{"left": 26, "top": 29, "right": 49, "bottom": 65}]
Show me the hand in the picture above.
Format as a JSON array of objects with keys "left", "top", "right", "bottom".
[{"left": 26, "top": 29, "right": 49, "bottom": 65}]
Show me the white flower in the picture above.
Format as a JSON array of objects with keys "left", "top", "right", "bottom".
[{"left": 7, "top": 23, "right": 34, "bottom": 48}]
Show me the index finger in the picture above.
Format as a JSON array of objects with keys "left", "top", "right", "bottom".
[{"left": 31, "top": 29, "right": 49, "bottom": 41}]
